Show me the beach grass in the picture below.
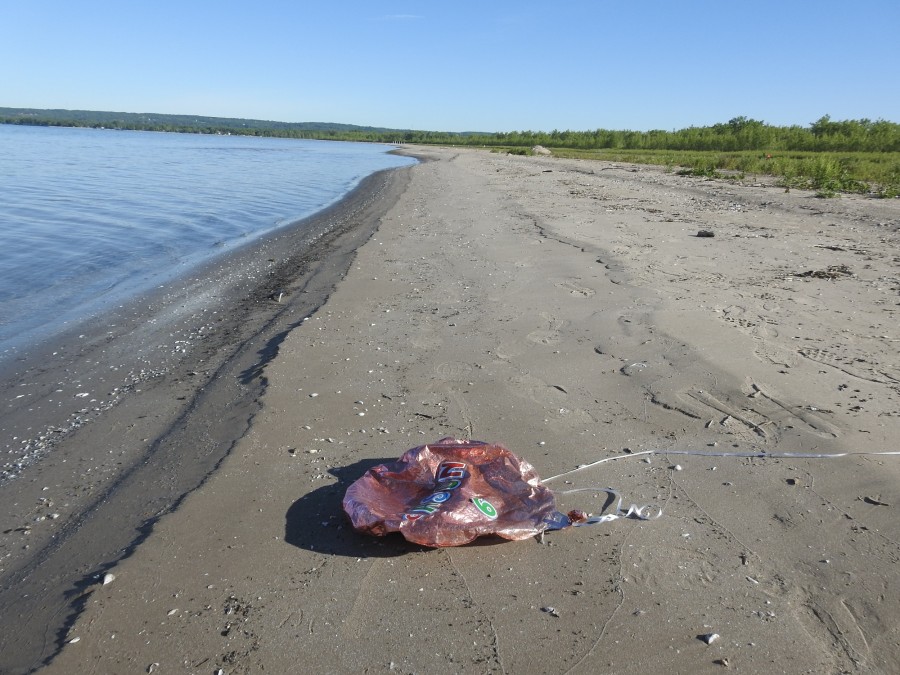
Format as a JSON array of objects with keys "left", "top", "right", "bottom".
[{"left": 541, "top": 148, "right": 900, "bottom": 198}]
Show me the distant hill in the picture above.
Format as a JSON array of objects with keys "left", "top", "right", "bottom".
[{"left": 0, "top": 107, "right": 413, "bottom": 135}]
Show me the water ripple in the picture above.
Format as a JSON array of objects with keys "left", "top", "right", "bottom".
[{"left": 0, "top": 126, "right": 414, "bottom": 354}]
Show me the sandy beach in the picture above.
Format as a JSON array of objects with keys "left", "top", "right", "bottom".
[{"left": 8, "top": 146, "right": 900, "bottom": 673}]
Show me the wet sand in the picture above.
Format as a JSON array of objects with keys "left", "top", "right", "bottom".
[{"left": 7, "top": 146, "right": 900, "bottom": 674}]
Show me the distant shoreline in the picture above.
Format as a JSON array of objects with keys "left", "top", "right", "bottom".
[{"left": 5, "top": 107, "right": 898, "bottom": 198}]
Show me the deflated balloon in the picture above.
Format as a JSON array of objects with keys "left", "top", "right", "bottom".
[{"left": 343, "top": 438, "right": 558, "bottom": 547}]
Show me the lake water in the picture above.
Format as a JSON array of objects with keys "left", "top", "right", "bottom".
[{"left": 0, "top": 125, "right": 414, "bottom": 358}]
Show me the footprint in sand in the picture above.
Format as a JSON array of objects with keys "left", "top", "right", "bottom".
[
  {"left": 757, "top": 315, "right": 780, "bottom": 332},
  {"left": 798, "top": 347, "right": 890, "bottom": 384},
  {"left": 748, "top": 382, "right": 840, "bottom": 438},
  {"left": 797, "top": 597, "right": 873, "bottom": 668},
  {"left": 679, "top": 382, "right": 840, "bottom": 441},
  {"left": 628, "top": 546, "right": 722, "bottom": 591},
  {"left": 682, "top": 389, "right": 771, "bottom": 441},
  {"left": 434, "top": 362, "right": 474, "bottom": 381},
  {"left": 411, "top": 332, "right": 443, "bottom": 350},
  {"left": 410, "top": 319, "right": 443, "bottom": 350},
  {"left": 720, "top": 306, "right": 793, "bottom": 366},
  {"left": 526, "top": 312, "right": 567, "bottom": 346},
  {"left": 494, "top": 337, "right": 530, "bottom": 360},
  {"left": 556, "top": 280, "right": 596, "bottom": 298},
  {"left": 721, "top": 305, "right": 758, "bottom": 332},
  {"left": 507, "top": 372, "right": 593, "bottom": 425},
  {"left": 753, "top": 341, "right": 799, "bottom": 370}
]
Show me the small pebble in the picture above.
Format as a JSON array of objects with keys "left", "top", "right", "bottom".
[{"left": 674, "top": 464, "right": 683, "bottom": 471}]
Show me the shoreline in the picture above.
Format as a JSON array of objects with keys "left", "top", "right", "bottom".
[
  {"left": 0, "top": 162, "right": 416, "bottom": 672},
  {"left": 0, "top": 163, "right": 414, "bottom": 481},
  {"left": 7, "top": 146, "right": 900, "bottom": 674}
]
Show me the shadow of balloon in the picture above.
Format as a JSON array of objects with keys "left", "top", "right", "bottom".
[{"left": 285, "top": 457, "right": 426, "bottom": 558}]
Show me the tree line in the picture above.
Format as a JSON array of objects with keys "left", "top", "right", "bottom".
[{"left": 478, "top": 116, "right": 900, "bottom": 153}]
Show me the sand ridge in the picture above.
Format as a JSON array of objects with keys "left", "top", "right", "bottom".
[{"left": 43, "top": 147, "right": 899, "bottom": 674}]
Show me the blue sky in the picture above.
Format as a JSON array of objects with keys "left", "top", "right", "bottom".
[{"left": 2, "top": 1, "right": 898, "bottom": 132}]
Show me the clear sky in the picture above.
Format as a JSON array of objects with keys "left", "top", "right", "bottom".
[{"left": 3, "top": 0, "right": 898, "bottom": 133}]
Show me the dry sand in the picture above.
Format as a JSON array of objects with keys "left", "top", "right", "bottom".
[{"left": 33, "top": 147, "right": 900, "bottom": 673}]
